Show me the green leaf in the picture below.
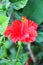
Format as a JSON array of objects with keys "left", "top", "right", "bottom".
[
  {"left": 36, "top": 52, "right": 43, "bottom": 60},
  {"left": 0, "top": 15, "right": 9, "bottom": 34},
  {"left": 0, "top": 36, "right": 4, "bottom": 46},
  {"left": 14, "top": 11, "right": 22, "bottom": 20},
  {"left": 9, "top": 47, "right": 17, "bottom": 59},
  {"left": 6, "top": 60, "right": 15, "bottom": 65},
  {"left": 0, "top": 46, "right": 7, "bottom": 59},
  {"left": 40, "top": 63, "right": 43, "bottom": 65},
  {"left": 18, "top": 43, "right": 28, "bottom": 65},
  {"left": 4, "top": 40, "right": 12, "bottom": 49},
  {"left": 0, "top": 4, "right": 3, "bottom": 10},
  {"left": 22, "top": 0, "right": 43, "bottom": 24},
  {"left": 0, "top": 3, "right": 6, "bottom": 15},
  {"left": 0, "top": 4, "right": 6, "bottom": 15},
  {"left": 19, "top": 53, "right": 28, "bottom": 65},
  {"left": 0, "top": 10, "right": 6, "bottom": 15},
  {"left": 11, "top": 0, "right": 28, "bottom": 10},
  {"left": 0, "top": 25, "right": 3, "bottom": 34},
  {"left": 4, "top": 0, "right": 10, "bottom": 9},
  {"left": 0, "top": 59, "right": 15, "bottom": 65},
  {"left": 7, "top": 6, "right": 13, "bottom": 17},
  {"left": 16, "top": 62, "right": 22, "bottom": 65},
  {"left": 36, "top": 32, "right": 43, "bottom": 43}
]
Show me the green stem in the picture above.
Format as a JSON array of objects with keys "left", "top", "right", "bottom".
[{"left": 16, "top": 41, "right": 21, "bottom": 61}]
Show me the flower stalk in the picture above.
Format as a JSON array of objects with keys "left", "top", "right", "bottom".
[
  {"left": 28, "top": 43, "right": 36, "bottom": 63},
  {"left": 16, "top": 41, "right": 21, "bottom": 60}
]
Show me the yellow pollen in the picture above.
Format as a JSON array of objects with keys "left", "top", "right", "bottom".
[{"left": 22, "top": 16, "right": 27, "bottom": 22}]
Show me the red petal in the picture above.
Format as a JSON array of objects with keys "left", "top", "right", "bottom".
[
  {"left": 29, "top": 58, "right": 33, "bottom": 62},
  {"left": 25, "top": 62, "right": 28, "bottom": 65},
  {"left": 4, "top": 26, "right": 12, "bottom": 37},
  {"left": 29, "top": 26, "right": 37, "bottom": 37},
  {"left": 28, "top": 20, "right": 38, "bottom": 30}
]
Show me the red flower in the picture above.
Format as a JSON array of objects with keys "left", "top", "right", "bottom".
[
  {"left": 25, "top": 62, "right": 28, "bottom": 65},
  {"left": 29, "top": 58, "right": 33, "bottom": 62},
  {"left": 4, "top": 16, "right": 38, "bottom": 43},
  {"left": 25, "top": 58, "right": 33, "bottom": 65}
]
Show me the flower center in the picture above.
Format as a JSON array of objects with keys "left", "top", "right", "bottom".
[{"left": 22, "top": 16, "right": 28, "bottom": 22}]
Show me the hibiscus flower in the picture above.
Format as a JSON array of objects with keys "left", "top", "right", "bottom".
[{"left": 4, "top": 16, "right": 38, "bottom": 43}]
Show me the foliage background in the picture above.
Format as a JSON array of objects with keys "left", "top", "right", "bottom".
[{"left": 0, "top": 0, "right": 43, "bottom": 65}]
